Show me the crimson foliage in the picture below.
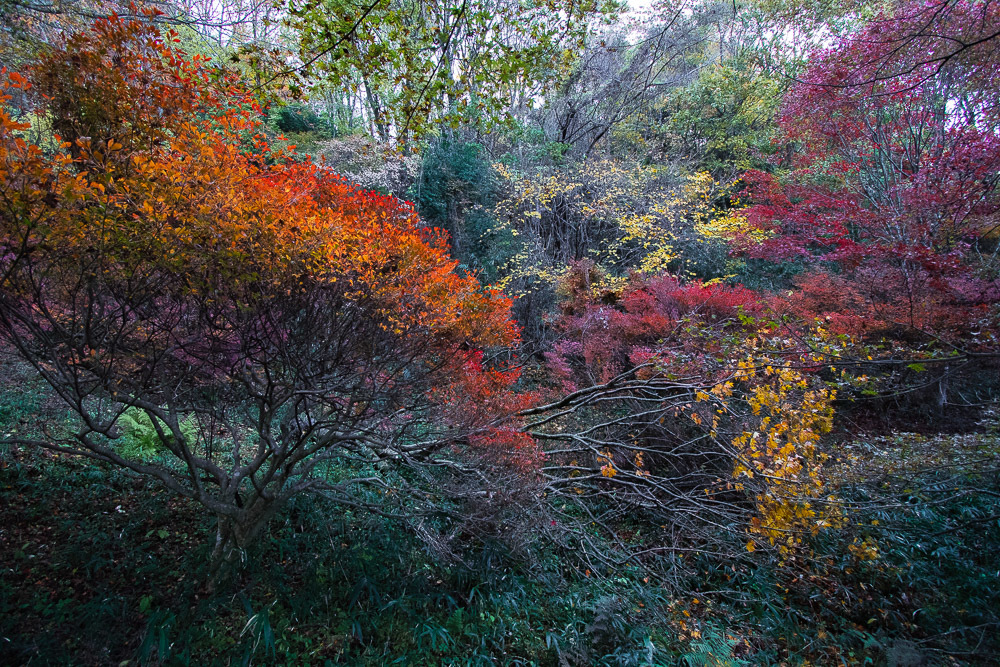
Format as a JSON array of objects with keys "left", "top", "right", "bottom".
[{"left": 733, "top": 0, "right": 1000, "bottom": 339}]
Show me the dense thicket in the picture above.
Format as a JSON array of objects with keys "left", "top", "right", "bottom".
[{"left": 1, "top": 0, "right": 999, "bottom": 664}]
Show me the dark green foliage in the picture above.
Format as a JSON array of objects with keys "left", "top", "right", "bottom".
[
  {"left": 0, "top": 356, "right": 74, "bottom": 456},
  {"left": 272, "top": 103, "right": 325, "bottom": 135},
  {"left": 267, "top": 103, "right": 336, "bottom": 153},
  {"left": 0, "top": 449, "right": 689, "bottom": 665},
  {"left": 0, "top": 364, "right": 40, "bottom": 442},
  {"left": 28, "top": 400, "right": 1000, "bottom": 657},
  {"left": 3, "top": 371, "right": 999, "bottom": 664},
  {"left": 726, "top": 256, "right": 808, "bottom": 293},
  {"left": 0, "top": 454, "right": 206, "bottom": 665},
  {"left": 412, "top": 139, "right": 514, "bottom": 280}
]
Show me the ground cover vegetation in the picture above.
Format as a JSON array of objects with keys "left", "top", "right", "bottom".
[{"left": 1, "top": 0, "right": 998, "bottom": 664}]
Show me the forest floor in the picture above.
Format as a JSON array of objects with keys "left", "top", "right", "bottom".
[{"left": 2, "top": 364, "right": 999, "bottom": 665}]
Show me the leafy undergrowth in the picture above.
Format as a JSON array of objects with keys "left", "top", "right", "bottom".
[
  {"left": 0, "top": 449, "right": 702, "bottom": 666},
  {"left": 3, "top": 442, "right": 999, "bottom": 666},
  {"left": 2, "top": 388, "right": 999, "bottom": 665},
  {"left": 731, "top": 424, "right": 1000, "bottom": 665},
  {"left": 0, "top": 452, "right": 205, "bottom": 665}
]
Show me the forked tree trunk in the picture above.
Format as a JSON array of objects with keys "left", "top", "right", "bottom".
[{"left": 207, "top": 504, "right": 276, "bottom": 591}]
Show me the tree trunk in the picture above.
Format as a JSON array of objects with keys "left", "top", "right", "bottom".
[{"left": 207, "top": 507, "right": 272, "bottom": 591}]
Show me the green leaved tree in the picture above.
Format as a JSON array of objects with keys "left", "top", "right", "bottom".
[{"left": 279, "top": 0, "right": 622, "bottom": 143}]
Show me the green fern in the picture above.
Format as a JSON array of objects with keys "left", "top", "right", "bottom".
[
  {"left": 681, "top": 627, "right": 746, "bottom": 667},
  {"left": 115, "top": 407, "right": 197, "bottom": 460}
]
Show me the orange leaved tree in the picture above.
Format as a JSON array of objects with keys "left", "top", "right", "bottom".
[{"left": 0, "top": 15, "right": 533, "bottom": 577}]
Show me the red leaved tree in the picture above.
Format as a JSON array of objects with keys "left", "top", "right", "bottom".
[
  {"left": 733, "top": 0, "right": 1000, "bottom": 340},
  {"left": 0, "top": 15, "right": 534, "bottom": 577}
]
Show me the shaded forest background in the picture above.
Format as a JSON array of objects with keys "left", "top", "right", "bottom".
[{"left": 1, "top": 0, "right": 999, "bottom": 664}]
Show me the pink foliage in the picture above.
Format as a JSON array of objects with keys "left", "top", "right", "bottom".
[{"left": 547, "top": 263, "right": 765, "bottom": 383}]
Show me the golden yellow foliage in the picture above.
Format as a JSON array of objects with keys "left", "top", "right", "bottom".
[
  {"left": 712, "top": 359, "right": 840, "bottom": 556},
  {"left": 490, "top": 163, "right": 752, "bottom": 294}
]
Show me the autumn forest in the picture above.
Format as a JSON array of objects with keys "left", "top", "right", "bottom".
[{"left": 0, "top": 0, "right": 998, "bottom": 664}]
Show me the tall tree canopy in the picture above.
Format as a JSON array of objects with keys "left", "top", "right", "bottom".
[{"left": 279, "top": 0, "right": 622, "bottom": 142}]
